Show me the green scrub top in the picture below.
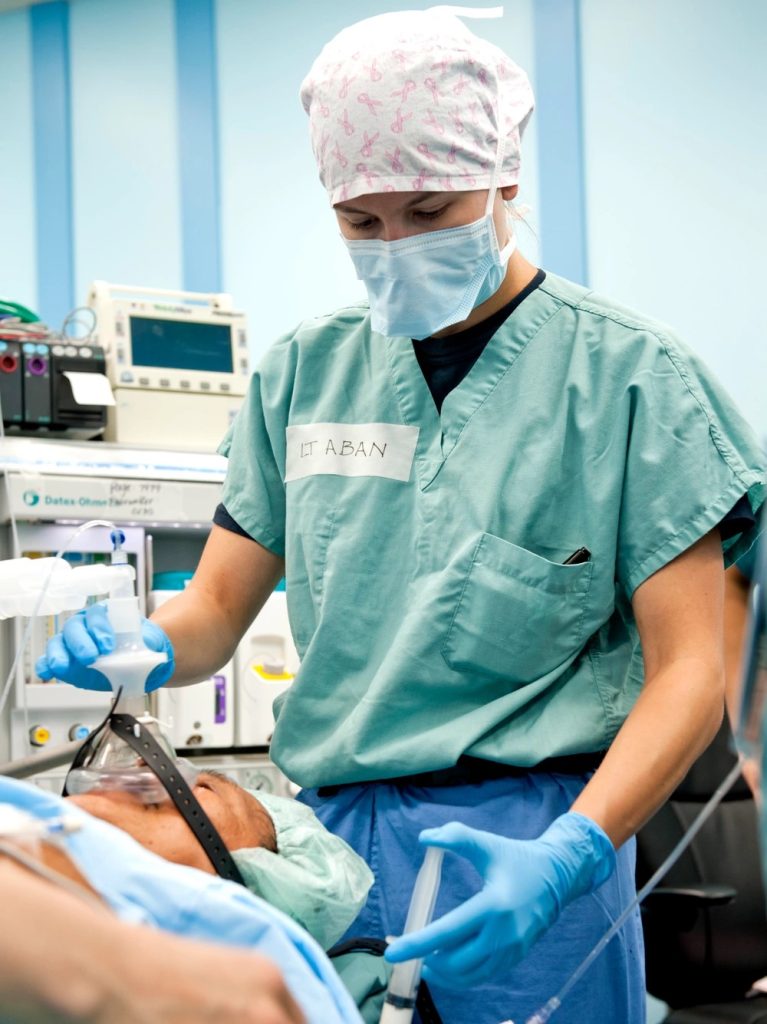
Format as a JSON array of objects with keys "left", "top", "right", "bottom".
[{"left": 220, "top": 272, "right": 765, "bottom": 789}]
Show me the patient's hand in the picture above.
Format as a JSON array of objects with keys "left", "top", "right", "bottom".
[
  {"left": 0, "top": 855, "right": 305, "bottom": 1024},
  {"left": 137, "top": 929, "right": 307, "bottom": 1024},
  {"left": 69, "top": 770, "right": 276, "bottom": 873}
]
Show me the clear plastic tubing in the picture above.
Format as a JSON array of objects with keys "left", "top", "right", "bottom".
[
  {"left": 380, "top": 847, "right": 444, "bottom": 1024},
  {"left": 505, "top": 758, "right": 745, "bottom": 1024},
  {"left": 0, "top": 519, "right": 120, "bottom": 720}
]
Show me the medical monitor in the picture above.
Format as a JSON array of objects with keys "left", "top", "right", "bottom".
[
  {"left": 129, "top": 317, "right": 234, "bottom": 375},
  {"left": 89, "top": 281, "right": 249, "bottom": 398}
]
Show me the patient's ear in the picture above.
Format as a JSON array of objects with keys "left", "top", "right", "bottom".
[
  {"left": 252, "top": 800, "right": 278, "bottom": 853},
  {"left": 226, "top": 786, "right": 277, "bottom": 853}
]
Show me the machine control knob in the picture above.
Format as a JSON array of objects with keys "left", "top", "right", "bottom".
[
  {"left": 69, "top": 724, "right": 91, "bottom": 741},
  {"left": 29, "top": 726, "right": 50, "bottom": 747}
]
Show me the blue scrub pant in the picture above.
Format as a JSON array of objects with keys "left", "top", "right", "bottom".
[{"left": 299, "top": 771, "right": 645, "bottom": 1024}]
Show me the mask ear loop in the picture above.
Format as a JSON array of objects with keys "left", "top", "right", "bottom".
[
  {"left": 483, "top": 94, "right": 505, "bottom": 218},
  {"left": 484, "top": 78, "right": 516, "bottom": 261}
]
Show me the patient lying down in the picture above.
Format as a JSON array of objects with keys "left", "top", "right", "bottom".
[
  {"left": 67, "top": 770, "right": 372, "bottom": 951},
  {"left": 0, "top": 774, "right": 370, "bottom": 1024},
  {"left": 69, "top": 769, "right": 277, "bottom": 872}
]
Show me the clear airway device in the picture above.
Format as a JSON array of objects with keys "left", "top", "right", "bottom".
[{"left": 64, "top": 704, "right": 245, "bottom": 886}]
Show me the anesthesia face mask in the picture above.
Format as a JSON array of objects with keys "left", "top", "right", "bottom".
[
  {"left": 64, "top": 709, "right": 200, "bottom": 805},
  {"left": 63, "top": 697, "right": 245, "bottom": 886}
]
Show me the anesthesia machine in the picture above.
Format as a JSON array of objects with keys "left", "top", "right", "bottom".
[
  {"left": 87, "top": 281, "right": 250, "bottom": 451},
  {"left": 0, "top": 439, "right": 296, "bottom": 772}
]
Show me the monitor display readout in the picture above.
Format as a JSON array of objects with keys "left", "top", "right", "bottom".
[{"left": 129, "top": 316, "right": 234, "bottom": 373}]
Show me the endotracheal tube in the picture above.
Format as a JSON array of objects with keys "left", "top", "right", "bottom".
[{"left": 380, "top": 846, "right": 444, "bottom": 1024}]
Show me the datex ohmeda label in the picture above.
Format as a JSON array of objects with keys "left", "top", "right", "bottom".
[{"left": 285, "top": 423, "right": 419, "bottom": 482}]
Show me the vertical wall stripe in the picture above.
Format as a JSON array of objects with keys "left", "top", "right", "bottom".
[
  {"left": 175, "top": 0, "right": 222, "bottom": 293},
  {"left": 532, "top": 0, "right": 588, "bottom": 284},
  {"left": 30, "top": 2, "right": 74, "bottom": 328}
]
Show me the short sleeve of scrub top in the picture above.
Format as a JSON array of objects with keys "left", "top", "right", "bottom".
[
  {"left": 218, "top": 333, "right": 298, "bottom": 558},
  {"left": 217, "top": 277, "right": 766, "bottom": 786},
  {"left": 607, "top": 310, "right": 763, "bottom": 597}
]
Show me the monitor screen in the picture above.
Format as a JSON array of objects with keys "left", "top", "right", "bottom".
[{"left": 129, "top": 316, "right": 233, "bottom": 374}]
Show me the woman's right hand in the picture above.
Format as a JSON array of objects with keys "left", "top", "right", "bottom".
[{"left": 35, "top": 602, "right": 174, "bottom": 692}]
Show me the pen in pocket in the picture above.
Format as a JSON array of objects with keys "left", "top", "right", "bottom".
[{"left": 563, "top": 547, "right": 591, "bottom": 565}]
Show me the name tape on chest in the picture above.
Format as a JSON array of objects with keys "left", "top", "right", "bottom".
[{"left": 285, "top": 423, "right": 419, "bottom": 482}]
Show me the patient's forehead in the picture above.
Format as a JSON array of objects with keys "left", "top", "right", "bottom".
[{"left": 192, "top": 770, "right": 277, "bottom": 852}]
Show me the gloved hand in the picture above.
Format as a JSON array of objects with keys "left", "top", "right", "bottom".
[
  {"left": 35, "top": 602, "right": 174, "bottom": 692},
  {"left": 384, "top": 811, "right": 616, "bottom": 988}
]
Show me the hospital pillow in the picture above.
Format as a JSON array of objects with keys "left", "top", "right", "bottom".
[{"left": 234, "top": 788, "right": 374, "bottom": 950}]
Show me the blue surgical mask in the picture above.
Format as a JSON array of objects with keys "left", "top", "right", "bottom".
[{"left": 344, "top": 210, "right": 516, "bottom": 339}]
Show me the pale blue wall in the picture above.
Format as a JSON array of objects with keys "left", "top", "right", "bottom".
[
  {"left": 580, "top": 0, "right": 767, "bottom": 435},
  {"left": 69, "top": 0, "right": 182, "bottom": 299},
  {"left": 0, "top": 0, "right": 764, "bottom": 435},
  {"left": 0, "top": 11, "right": 36, "bottom": 313}
]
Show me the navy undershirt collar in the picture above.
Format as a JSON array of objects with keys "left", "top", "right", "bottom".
[{"left": 413, "top": 269, "right": 546, "bottom": 411}]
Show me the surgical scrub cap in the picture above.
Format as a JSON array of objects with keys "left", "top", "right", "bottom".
[
  {"left": 232, "top": 789, "right": 374, "bottom": 950},
  {"left": 300, "top": 7, "right": 534, "bottom": 205}
]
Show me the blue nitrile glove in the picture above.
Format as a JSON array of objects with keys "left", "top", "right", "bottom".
[
  {"left": 0, "top": 777, "right": 364, "bottom": 1024},
  {"left": 384, "top": 812, "right": 616, "bottom": 989},
  {"left": 35, "top": 602, "right": 174, "bottom": 692}
]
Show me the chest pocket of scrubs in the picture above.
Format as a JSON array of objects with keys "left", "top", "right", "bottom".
[{"left": 442, "top": 533, "right": 594, "bottom": 685}]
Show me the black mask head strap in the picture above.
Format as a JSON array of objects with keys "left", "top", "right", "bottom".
[{"left": 64, "top": 703, "right": 245, "bottom": 886}]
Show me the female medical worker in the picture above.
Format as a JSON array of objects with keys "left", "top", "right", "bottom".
[{"left": 39, "top": 9, "right": 765, "bottom": 1024}]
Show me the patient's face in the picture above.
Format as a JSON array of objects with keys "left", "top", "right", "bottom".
[{"left": 68, "top": 771, "right": 276, "bottom": 875}]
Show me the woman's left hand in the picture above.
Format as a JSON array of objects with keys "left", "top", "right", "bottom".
[{"left": 384, "top": 812, "right": 615, "bottom": 988}]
